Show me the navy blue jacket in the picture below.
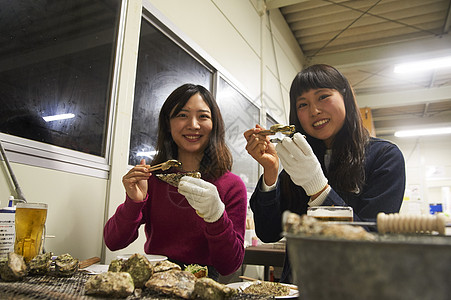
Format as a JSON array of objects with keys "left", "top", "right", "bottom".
[{"left": 249, "top": 137, "right": 406, "bottom": 283}]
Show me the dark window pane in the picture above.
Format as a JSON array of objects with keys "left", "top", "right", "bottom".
[
  {"left": 129, "top": 19, "right": 212, "bottom": 165},
  {"left": 217, "top": 77, "right": 260, "bottom": 190},
  {"left": 0, "top": 0, "right": 121, "bottom": 157}
]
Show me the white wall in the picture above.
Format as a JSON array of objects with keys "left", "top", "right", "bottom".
[
  {"left": 383, "top": 135, "right": 451, "bottom": 215},
  {"left": 0, "top": 0, "right": 304, "bottom": 263}
]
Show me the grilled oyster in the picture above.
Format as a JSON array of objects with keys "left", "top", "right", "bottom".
[
  {"left": 54, "top": 253, "right": 79, "bottom": 276},
  {"left": 283, "top": 212, "right": 375, "bottom": 241},
  {"left": 145, "top": 269, "right": 196, "bottom": 299},
  {"left": 153, "top": 260, "right": 181, "bottom": 273},
  {"left": 122, "top": 253, "right": 153, "bottom": 288},
  {"left": 28, "top": 252, "right": 53, "bottom": 275},
  {"left": 85, "top": 271, "right": 134, "bottom": 298},
  {"left": 108, "top": 258, "right": 126, "bottom": 272},
  {"left": 192, "top": 277, "right": 237, "bottom": 300},
  {"left": 156, "top": 171, "right": 201, "bottom": 187},
  {"left": 0, "top": 252, "right": 28, "bottom": 281}
]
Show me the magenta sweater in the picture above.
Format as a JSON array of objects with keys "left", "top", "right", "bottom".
[{"left": 104, "top": 171, "right": 247, "bottom": 275}]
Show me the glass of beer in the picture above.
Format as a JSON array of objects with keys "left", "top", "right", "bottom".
[
  {"left": 307, "top": 206, "right": 353, "bottom": 222},
  {"left": 14, "top": 202, "right": 48, "bottom": 262}
]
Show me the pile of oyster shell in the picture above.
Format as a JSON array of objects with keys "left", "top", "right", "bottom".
[
  {"left": 0, "top": 252, "right": 79, "bottom": 281},
  {"left": 85, "top": 253, "right": 236, "bottom": 299}
]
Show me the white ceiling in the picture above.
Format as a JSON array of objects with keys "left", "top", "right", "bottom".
[{"left": 265, "top": 0, "right": 451, "bottom": 137}]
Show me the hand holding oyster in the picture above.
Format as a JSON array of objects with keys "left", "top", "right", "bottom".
[
  {"left": 145, "top": 159, "right": 201, "bottom": 187},
  {"left": 156, "top": 171, "right": 201, "bottom": 187}
]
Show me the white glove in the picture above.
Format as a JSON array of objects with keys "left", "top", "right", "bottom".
[
  {"left": 178, "top": 176, "right": 225, "bottom": 223},
  {"left": 276, "top": 133, "right": 328, "bottom": 196}
]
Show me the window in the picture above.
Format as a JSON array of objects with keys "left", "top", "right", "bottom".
[
  {"left": 129, "top": 16, "right": 213, "bottom": 166},
  {"left": 0, "top": 0, "right": 121, "bottom": 158},
  {"left": 217, "top": 77, "right": 260, "bottom": 191}
]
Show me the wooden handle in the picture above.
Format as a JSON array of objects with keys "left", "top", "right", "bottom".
[
  {"left": 79, "top": 257, "right": 101, "bottom": 269},
  {"left": 239, "top": 275, "right": 258, "bottom": 281}
]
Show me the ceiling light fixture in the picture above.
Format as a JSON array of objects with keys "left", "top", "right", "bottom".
[
  {"left": 394, "top": 56, "right": 451, "bottom": 74},
  {"left": 394, "top": 127, "right": 451, "bottom": 137},
  {"left": 42, "top": 113, "right": 75, "bottom": 122}
]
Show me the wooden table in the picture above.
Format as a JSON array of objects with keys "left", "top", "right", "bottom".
[{"left": 243, "top": 243, "right": 286, "bottom": 281}]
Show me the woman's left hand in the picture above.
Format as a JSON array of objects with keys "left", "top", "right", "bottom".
[
  {"left": 178, "top": 176, "right": 225, "bottom": 223},
  {"left": 276, "top": 133, "right": 328, "bottom": 196}
]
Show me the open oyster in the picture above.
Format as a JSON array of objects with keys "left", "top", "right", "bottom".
[
  {"left": 145, "top": 269, "right": 196, "bottom": 299},
  {"left": 85, "top": 271, "right": 134, "bottom": 298},
  {"left": 259, "top": 124, "right": 295, "bottom": 136},
  {"left": 28, "top": 252, "right": 53, "bottom": 275},
  {"left": 156, "top": 171, "right": 201, "bottom": 187},
  {"left": 55, "top": 253, "right": 79, "bottom": 277},
  {"left": 153, "top": 260, "right": 181, "bottom": 273},
  {"left": 0, "top": 252, "right": 28, "bottom": 281}
]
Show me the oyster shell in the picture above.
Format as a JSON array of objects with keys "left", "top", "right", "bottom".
[
  {"left": 156, "top": 171, "right": 201, "bottom": 187},
  {"left": 0, "top": 252, "right": 28, "bottom": 281},
  {"left": 192, "top": 277, "right": 237, "bottom": 300},
  {"left": 85, "top": 271, "right": 134, "bottom": 298},
  {"left": 145, "top": 269, "right": 196, "bottom": 299},
  {"left": 54, "top": 253, "right": 79, "bottom": 276},
  {"left": 0, "top": 257, "right": 6, "bottom": 269},
  {"left": 122, "top": 253, "right": 153, "bottom": 288},
  {"left": 108, "top": 258, "right": 126, "bottom": 272},
  {"left": 283, "top": 213, "right": 375, "bottom": 241},
  {"left": 28, "top": 252, "right": 53, "bottom": 275},
  {"left": 152, "top": 260, "right": 181, "bottom": 273}
]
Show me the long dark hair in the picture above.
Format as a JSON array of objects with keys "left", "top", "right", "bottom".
[
  {"left": 152, "top": 83, "right": 232, "bottom": 179},
  {"left": 288, "top": 64, "right": 369, "bottom": 193}
]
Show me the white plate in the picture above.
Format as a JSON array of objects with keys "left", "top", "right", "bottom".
[
  {"left": 82, "top": 264, "right": 109, "bottom": 274},
  {"left": 116, "top": 254, "right": 167, "bottom": 264},
  {"left": 227, "top": 281, "right": 299, "bottom": 299}
]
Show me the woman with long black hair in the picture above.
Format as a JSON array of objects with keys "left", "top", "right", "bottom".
[
  {"left": 244, "top": 64, "right": 406, "bottom": 283},
  {"left": 105, "top": 84, "right": 247, "bottom": 281}
]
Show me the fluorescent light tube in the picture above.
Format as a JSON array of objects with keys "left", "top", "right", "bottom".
[
  {"left": 394, "top": 127, "right": 451, "bottom": 137},
  {"left": 394, "top": 56, "right": 451, "bottom": 73},
  {"left": 43, "top": 113, "right": 75, "bottom": 122}
]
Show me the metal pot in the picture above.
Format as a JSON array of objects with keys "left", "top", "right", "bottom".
[{"left": 286, "top": 233, "right": 451, "bottom": 300}]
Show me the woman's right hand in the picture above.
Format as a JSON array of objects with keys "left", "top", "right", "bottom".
[
  {"left": 122, "top": 159, "right": 151, "bottom": 202},
  {"left": 244, "top": 124, "right": 279, "bottom": 186}
]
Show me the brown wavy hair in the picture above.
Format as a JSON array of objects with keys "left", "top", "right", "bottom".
[
  {"left": 152, "top": 84, "right": 232, "bottom": 179},
  {"left": 288, "top": 64, "right": 369, "bottom": 193}
]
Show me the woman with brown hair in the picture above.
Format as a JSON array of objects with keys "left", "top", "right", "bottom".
[
  {"left": 244, "top": 64, "right": 406, "bottom": 283},
  {"left": 105, "top": 84, "right": 247, "bottom": 280}
]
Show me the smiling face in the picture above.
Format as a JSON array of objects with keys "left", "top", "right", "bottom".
[
  {"left": 169, "top": 93, "right": 213, "bottom": 163},
  {"left": 296, "top": 88, "right": 346, "bottom": 148}
]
